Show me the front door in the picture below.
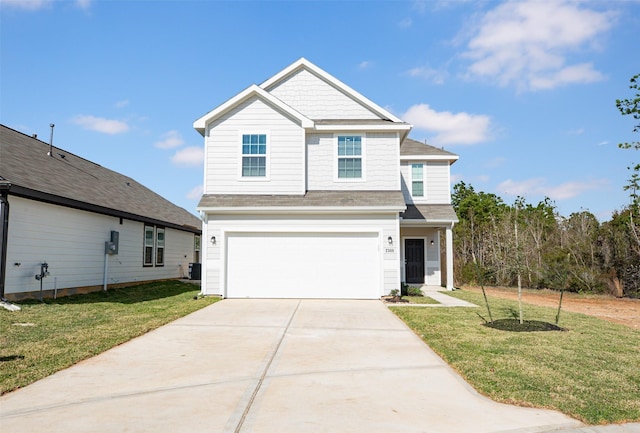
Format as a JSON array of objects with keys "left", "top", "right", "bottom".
[{"left": 405, "top": 239, "right": 425, "bottom": 284}]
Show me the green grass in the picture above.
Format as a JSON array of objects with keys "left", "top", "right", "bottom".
[
  {"left": 390, "top": 289, "right": 640, "bottom": 425},
  {"left": 0, "top": 280, "right": 219, "bottom": 394}
]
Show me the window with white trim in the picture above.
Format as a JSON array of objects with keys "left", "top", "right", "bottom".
[
  {"left": 143, "top": 225, "right": 166, "bottom": 267},
  {"left": 241, "top": 134, "right": 266, "bottom": 177},
  {"left": 155, "top": 227, "right": 165, "bottom": 266},
  {"left": 411, "top": 164, "right": 424, "bottom": 197},
  {"left": 143, "top": 225, "right": 154, "bottom": 266},
  {"left": 337, "top": 135, "right": 362, "bottom": 179}
]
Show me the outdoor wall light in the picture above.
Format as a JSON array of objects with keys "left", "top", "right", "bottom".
[
  {"left": 430, "top": 240, "right": 435, "bottom": 246},
  {"left": 387, "top": 236, "right": 393, "bottom": 246},
  {"left": 210, "top": 236, "right": 217, "bottom": 245}
]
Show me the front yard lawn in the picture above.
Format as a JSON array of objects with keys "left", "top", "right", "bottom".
[
  {"left": 390, "top": 289, "right": 640, "bottom": 425},
  {"left": 0, "top": 280, "right": 219, "bottom": 394}
]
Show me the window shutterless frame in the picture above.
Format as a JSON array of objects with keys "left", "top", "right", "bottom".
[
  {"left": 143, "top": 225, "right": 154, "bottom": 266},
  {"left": 155, "top": 227, "right": 165, "bottom": 267},
  {"left": 335, "top": 134, "right": 365, "bottom": 182},
  {"left": 411, "top": 163, "right": 424, "bottom": 197},
  {"left": 239, "top": 132, "right": 269, "bottom": 180}
]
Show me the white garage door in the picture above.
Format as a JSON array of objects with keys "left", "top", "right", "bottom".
[{"left": 226, "top": 232, "right": 380, "bottom": 299}]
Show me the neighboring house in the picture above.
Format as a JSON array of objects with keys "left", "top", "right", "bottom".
[
  {"left": 194, "top": 58, "right": 458, "bottom": 299},
  {"left": 0, "top": 125, "right": 201, "bottom": 301}
]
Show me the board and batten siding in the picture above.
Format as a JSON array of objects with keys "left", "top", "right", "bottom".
[
  {"left": 202, "top": 213, "right": 400, "bottom": 297},
  {"left": 306, "top": 132, "right": 400, "bottom": 191},
  {"left": 205, "top": 97, "right": 305, "bottom": 195},
  {"left": 4, "top": 197, "right": 196, "bottom": 295},
  {"left": 267, "top": 69, "right": 378, "bottom": 120},
  {"left": 400, "top": 160, "right": 452, "bottom": 205}
]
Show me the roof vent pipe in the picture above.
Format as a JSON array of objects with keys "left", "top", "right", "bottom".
[{"left": 48, "top": 123, "right": 55, "bottom": 156}]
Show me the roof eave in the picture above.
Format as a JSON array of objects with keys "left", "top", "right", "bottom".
[
  {"left": 197, "top": 205, "right": 407, "bottom": 215},
  {"left": 400, "top": 155, "right": 460, "bottom": 162},
  {"left": 193, "top": 84, "right": 313, "bottom": 135}
]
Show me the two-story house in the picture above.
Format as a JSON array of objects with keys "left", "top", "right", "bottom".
[{"left": 194, "top": 58, "right": 458, "bottom": 299}]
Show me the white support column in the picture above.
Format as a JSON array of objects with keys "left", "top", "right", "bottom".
[
  {"left": 199, "top": 213, "right": 208, "bottom": 295},
  {"left": 446, "top": 224, "right": 454, "bottom": 290}
]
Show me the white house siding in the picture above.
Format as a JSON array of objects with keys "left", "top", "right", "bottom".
[
  {"left": 202, "top": 213, "right": 400, "bottom": 298},
  {"left": 400, "top": 161, "right": 452, "bottom": 205},
  {"left": 4, "top": 197, "right": 196, "bottom": 296},
  {"left": 306, "top": 132, "right": 399, "bottom": 191},
  {"left": 205, "top": 97, "right": 305, "bottom": 195},
  {"left": 267, "top": 69, "right": 379, "bottom": 120}
]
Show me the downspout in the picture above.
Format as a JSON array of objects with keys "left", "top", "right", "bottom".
[{"left": 0, "top": 181, "right": 20, "bottom": 311}]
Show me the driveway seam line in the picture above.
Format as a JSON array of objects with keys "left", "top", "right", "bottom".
[{"left": 233, "top": 299, "right": 301, "bottom": 433}]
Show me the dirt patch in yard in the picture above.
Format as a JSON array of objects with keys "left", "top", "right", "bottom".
[{"left": 461, "top": 285, "right": 640, "bottom": 330}]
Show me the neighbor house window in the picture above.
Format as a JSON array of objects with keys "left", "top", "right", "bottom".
[
  {"left": 155, "top": 227, "right": 165, "bottom": 266},
  {"left": 411, "top": 164, "right": 424, "bottom": 197},
  {"left": 241, "top": 134, "right": 266, "bottom": 177},
  {"left": 337, "top": 135, "right": 362, "bottom": 179},
  {"left": 144, "top": 225, "right": 154, "bottom": 266}
]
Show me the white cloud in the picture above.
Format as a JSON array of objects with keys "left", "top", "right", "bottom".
[
  {"left": 115, "top": 99, "right": 129, "bottom": 109},
  {"left": 406, "top": 65, "right": 447, "bottom": 85},
  {"left": 71, "top": 115, "right": 129, "bottom": 134},
  {"left": 402, "top": 103, "right": 491, "bottom": 146},
  {"left": 75, "top": 0, "right": 91, "bottom": 10},
  {"left": 171, "top": 146, "right": 204, "bottom": 167},
  {"left": 484, "top": 157, "right": 506, "bottom": 169},
  {"left": 568, "top": 128, "right": 584, "bottom": 135},
  {"left": 0, "top": 0, "right": 52, "bottom": 10},
  {"left": 497, "top": 178, "right": 608, "bottom": 200},
  {"left": 154, "top": 130, "right": 184, "bottom": 149},
  {"left": 359, "top": 61, "right": 372, "bottom": 69},
  {"left": 463, "top": 0, "right": 615, "bottom": 91},
  {"left": 399, "top": 17, "right": 412, "bottom": 28},
  {"left": 187, "top": 184, "right": 204, "bottom": 200}
]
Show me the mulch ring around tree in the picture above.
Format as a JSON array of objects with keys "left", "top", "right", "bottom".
[{"left": 484, "top": 319, "right": 566, "bottom": 332}]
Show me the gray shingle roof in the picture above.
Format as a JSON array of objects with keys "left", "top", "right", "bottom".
[
  {"left": 0, "top": 125, "right": 200, "bottom": 232},
  {"left": 401, "top": 204, "right": 459, "bottom": 223},
  {"left": 400, "top": 138, "right": 459, "bottom": 158},
  {"left": 198, "top": 190, "right": 407, "bottom": 210}
]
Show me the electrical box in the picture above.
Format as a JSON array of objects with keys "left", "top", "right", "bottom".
[
  {"left": 105, "top": 230, "right": 119, "bottom": 255},
  {"left": 110, "top": 231, "right": 119, "bottom": 254}
]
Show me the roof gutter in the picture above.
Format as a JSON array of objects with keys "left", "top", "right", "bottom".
[
  {"left": 197, "top": 205, "right": 407, "bottom": 215},
  {"left": 0, "top": 181, "right": 20, "bottom": 311}
]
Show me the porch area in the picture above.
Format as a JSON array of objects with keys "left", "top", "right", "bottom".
[{"left": 400, "top": 204, "right": 458, "bottom": 291}]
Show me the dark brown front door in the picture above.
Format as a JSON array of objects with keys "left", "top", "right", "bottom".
[{"left": 405, "top": 239, "right": 425, "bottom": 284}]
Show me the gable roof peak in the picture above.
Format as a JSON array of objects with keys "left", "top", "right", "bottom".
[{"left": 260, "top": 58, "right": 404, "bottom": 124}]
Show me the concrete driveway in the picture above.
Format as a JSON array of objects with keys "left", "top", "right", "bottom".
[{"left": 1, "top": 299, "right": 583, "bottom": 433}]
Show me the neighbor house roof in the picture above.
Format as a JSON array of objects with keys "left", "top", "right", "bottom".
[
  {"left": 400, "top": 138, "right": 459, "bottom": 163},
  {"left": 0, "top": 125, "right": 200, "bottom": 233},
  {"left": 401, "top": 204, "right": 459, "bottom": 223},
  {"left": 198, "top": 190, "right": 407, "bottom": 213}
]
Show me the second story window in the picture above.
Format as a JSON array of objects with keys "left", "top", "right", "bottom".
[
  {"left": 411, "top": 164, "right": 424, "bottom": 197},
  {"left": 242, "top": 134, "right": 267, "bottom": 177},
  {"left": 337, "top": 135, "right": 362, "bottom": 179}
]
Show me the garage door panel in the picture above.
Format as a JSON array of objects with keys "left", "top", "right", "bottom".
[{"left": 227, "top": 233, "right": 379, "bottom": 299}]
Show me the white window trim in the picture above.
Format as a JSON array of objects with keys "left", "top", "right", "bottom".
[
  {"left": 334, "top": 133, "right": 366, "bottom": 182},
  {"left": 143, "top": 225, "right": 154, "bottom": 267},
  {"left": 238, "top": 131, "right": 271, "bottom": 181},
  {"left": 411, "top": 163, "right": 425, "bottom": 198},
  {"left": 155, "top": 227, "right": 165, "bottom": 267}
]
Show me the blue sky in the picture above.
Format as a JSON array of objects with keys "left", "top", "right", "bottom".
[{"left": 1, "top": 0, "right": 639, "bottom": 220}]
